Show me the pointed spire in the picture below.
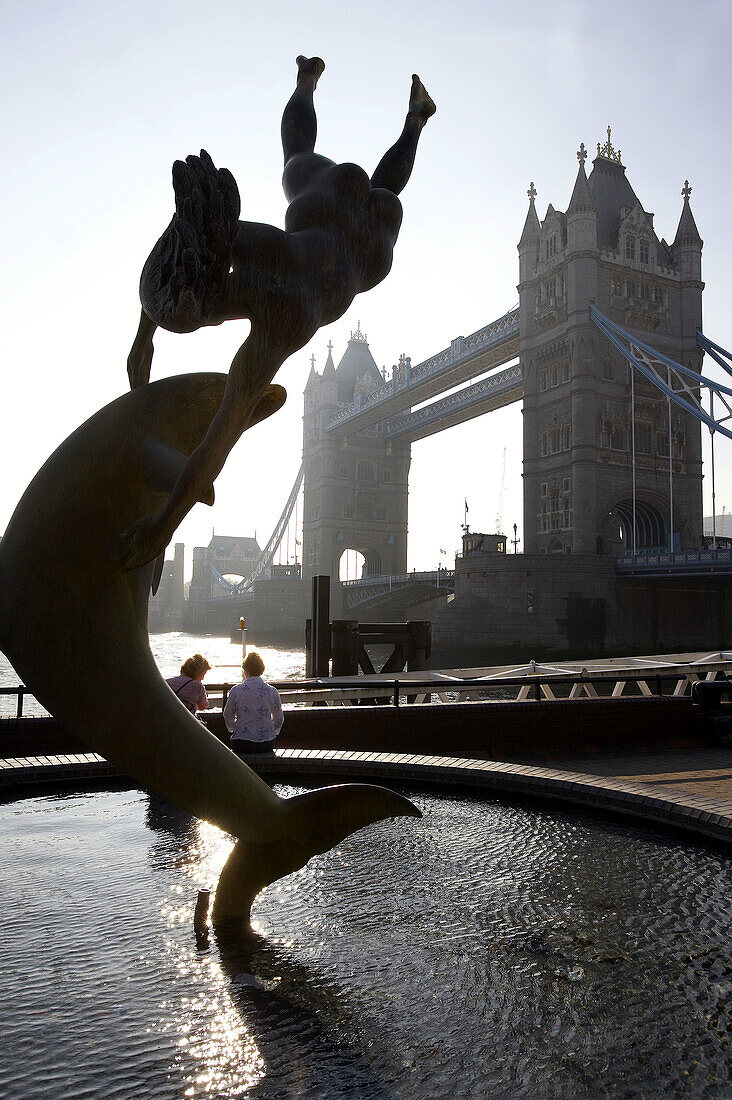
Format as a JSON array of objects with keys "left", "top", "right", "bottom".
[
  {"left": 304, "top": 351, "right": 318, "bottom": 389},
  {"left": 567, "top": 143, "right": 595, "bottom": 214},
  {"left": 519, "top": 181, "right": 540, "bottom": 247},
  {"left": 673, "top": 179, "right": 703, "bottom": 249},
  {"left": 323, "top": 341, "right": 336, "bottom": 380}
]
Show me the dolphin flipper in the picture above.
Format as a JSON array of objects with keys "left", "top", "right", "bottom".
[{"left": 144, "top": 440, "right": 216, "bottom": 505}]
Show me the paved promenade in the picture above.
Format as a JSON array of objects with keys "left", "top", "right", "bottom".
[
  {"left": 1, "top": 744, "right": 730, "bottom": 847},
  {"left": 551, "top": 747, "right": 732, "bottom": 802}
]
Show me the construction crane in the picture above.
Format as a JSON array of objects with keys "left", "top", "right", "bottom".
[{"left": 495, "top": 447, "right": 506, "bottom": 534}]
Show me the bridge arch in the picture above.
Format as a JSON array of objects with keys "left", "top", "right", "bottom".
[
  {"left": 338, "top": 544, "right": 383, "bottom": 581},
  {"left": 611, "top": 497, "right": 668, "bottom": 553}
]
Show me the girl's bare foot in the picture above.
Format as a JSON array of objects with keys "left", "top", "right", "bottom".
[
  {"left": 296, "top": 55, "right": 325, "bottom": 85},
  {"left": 408, "top": 74, "right": 436, "bottom": 122}
]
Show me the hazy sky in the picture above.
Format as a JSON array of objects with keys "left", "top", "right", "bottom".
[{"left": 2, "top": 0, "right": 730, "bottom": 578}]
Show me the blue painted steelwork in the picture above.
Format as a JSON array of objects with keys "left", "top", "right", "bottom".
[
  {"left": 210, "top": 562, "right": 239, "bottom": 592},
  {"left": 696, "top": 331, "right": 732, "bottom": 380},
  {"left": 616, "top": 548, "right": 732, "bottom": 576},
  {"left": 590, "top": 305, "right": 732, "bottom": 439}
]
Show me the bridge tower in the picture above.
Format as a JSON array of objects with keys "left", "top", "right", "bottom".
[
  {"left": 302, "top": 325, "right": 410, "bottom": 583},
  {"left": 518, "top": 131, "right": 703, "bottom": 555}
]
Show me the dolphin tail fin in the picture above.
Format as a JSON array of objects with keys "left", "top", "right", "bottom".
[{"left": 211, "top": 783, "right": 420, "bottom": 926}]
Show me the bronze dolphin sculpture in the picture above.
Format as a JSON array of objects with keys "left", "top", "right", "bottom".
[{"left": 0, "top": 373, "right": 420, "bottom": 925}]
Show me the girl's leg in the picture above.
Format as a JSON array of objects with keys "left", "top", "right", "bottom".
[
  {"left": 281, "top": 55, "right": 324, "bottom": 159},
  {"left": 281, "top": 56, "right": 334, "bottom": 202},
  {"left": 370, "top": 74, "right": 436, "bottom": 195}
]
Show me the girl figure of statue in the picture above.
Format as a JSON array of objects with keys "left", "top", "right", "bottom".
[{"left": 121, "top": 56, "right": 435, "bottom": 570}]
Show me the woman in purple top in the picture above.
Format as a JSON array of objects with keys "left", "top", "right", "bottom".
[
  {"left": 224, "top": 651, "right": 284, "bottom": 755},
  {"left": 166, "top": 653, "right": 211, "bottom": 715}
]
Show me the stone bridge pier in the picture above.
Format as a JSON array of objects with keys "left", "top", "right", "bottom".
[{"left": 302, "top": 326, "right": 410, "bottom": 586}]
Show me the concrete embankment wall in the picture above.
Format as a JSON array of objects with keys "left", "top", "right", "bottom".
[
  {"left": 149, "top": 553, "right": 732, "bottom": 664},
  {"left": 432, "top": 552, "right": 732, "bottom": 666},
  {"left": 1, "top": 697, "right": 708, "bottom": 763}
]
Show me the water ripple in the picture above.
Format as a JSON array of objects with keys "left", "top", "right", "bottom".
[{"left": 0, "top": 787, "right": 729, "bottom": 1099}]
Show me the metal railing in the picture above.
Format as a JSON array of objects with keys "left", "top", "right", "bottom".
[
  {"left": 341, "top": 570, "right": 454, "bottom": 588},
  {"left": 3, "top": 664, "right": 727, "bottom": 718},
  {"left": 208, "top": 670, "right": 719, "bottom": 708},
  {"left": 0, "top": 686, "right": 30, "bottom": 719},
  {"left": 617, "top": 549, "right": 732, "bottom": 573},
  {"left": 384, "top": 364, "right": 523, "bottom": 440}
]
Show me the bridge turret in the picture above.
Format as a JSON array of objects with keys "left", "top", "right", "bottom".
[
  {"left": 566, "top": 144, "right": 597, "bottom": 253},
  {"left": 304, "top": 354, "right": 318, "bottom": 392},
  {"left": 672, "top": 180, "right": 704, "bottom": 399},
  {"left": 672, "top": 181, "right": 703, "bottom": 272},
  {"left": 672, "top": 180, "right": 703, "bottom": 296},
  {"left": 519, "top": 129, "right": 703, "bottom": 555},
  {"left": 334, "top": 324, "right": 381, "bottom": 404},
  {"left": 303, "top": 352, "right": 320, "bottom": 419},
  {"left": 518, "top": 182, "right": 540, "bottom": 283},
  {"left": 320, "top": 341, "right": 338, "bottom": 404}
]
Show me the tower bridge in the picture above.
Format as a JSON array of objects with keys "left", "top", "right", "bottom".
[
  {"left": 161, "top": 130, "right": 732, "bottom": 657},
  {"left": 302, "top": 129, "right": 711, "bottom": 585}
]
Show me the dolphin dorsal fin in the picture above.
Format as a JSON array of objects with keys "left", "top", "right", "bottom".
[
  {"left": 143, "top": 440, "right": 215, "bottom": 506},
  {"left": 151, "top": 550, "right": 165, "bottom": 595}
]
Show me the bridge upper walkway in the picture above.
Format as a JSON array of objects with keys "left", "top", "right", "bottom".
[
  {"left": 327, "top": 308, "right": 520, "bottom": 437},
  {"left": 385, "top": 364, "right": 523, "bottom": 443}
]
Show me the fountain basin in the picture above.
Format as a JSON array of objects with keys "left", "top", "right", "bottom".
[{"left": 0, "top": 783, "right": 730, "bottom": 1099}]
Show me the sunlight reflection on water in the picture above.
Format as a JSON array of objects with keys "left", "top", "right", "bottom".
[
  {"left": 0, "top": 786, "right": 730, "bottom": 1099},
  {"left": 0, "top": 632, "right": 306, "bottom": 716}
]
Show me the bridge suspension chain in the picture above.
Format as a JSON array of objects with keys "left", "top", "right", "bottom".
[
  {"left": 696, "top": 330, "right": 732, "bottom": 382},
  {"left": 210, "top": 462, "right": 304, "bottom": 596},
  {"left": 590, "top": 305, "right": 732, "bottom": 439}
]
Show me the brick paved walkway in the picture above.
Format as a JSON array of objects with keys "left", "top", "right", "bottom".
[
  {"left": 550, "top": 748, "right": 732, "bottom": 801},
  {"left": 2, "top": 745, "right": 730, "bottom": 846}
]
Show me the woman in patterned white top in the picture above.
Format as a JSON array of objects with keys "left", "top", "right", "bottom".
[{"left": 223, "top": 651, "right": 284, "bottom": 756}]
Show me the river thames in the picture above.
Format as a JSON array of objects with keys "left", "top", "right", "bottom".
[{"left": 0, "top": 632, "right": 307, "bottom": 717}]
